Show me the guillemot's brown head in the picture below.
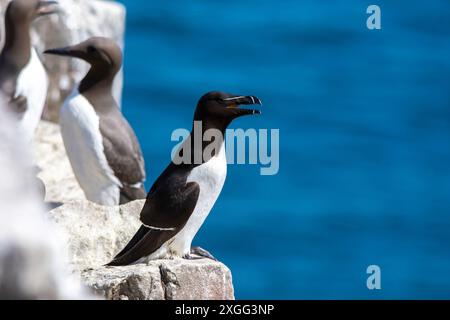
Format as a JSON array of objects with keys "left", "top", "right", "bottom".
[
  {"left": 0, "top": 0, "right": 58, "bottom": 70},
  {"left": 43, "top": 37, "right": 122, "bottom": 74},
  {"left": 44, "top": 37, "right": 122, "bottom": 94}
]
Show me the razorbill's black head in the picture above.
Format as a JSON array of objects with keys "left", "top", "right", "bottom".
[{"left": 194, "top": 91, "right": 262, "bottom": 133}]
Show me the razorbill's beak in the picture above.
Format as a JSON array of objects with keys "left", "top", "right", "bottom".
[{"left": 223, "top": 95, "right": 262, "bottom": 116}]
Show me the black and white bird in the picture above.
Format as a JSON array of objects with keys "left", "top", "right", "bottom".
[
  {"left": 44, "top": 37, "right": 146, "bottom": 206},
  {"left": 107, "top": 91, "right": 262, "bottom": 266},
  {"left": 0, "top": 0, "right": 58, "bottom": 143}
]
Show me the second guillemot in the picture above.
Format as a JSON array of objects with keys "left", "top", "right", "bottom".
[{"left": 44, "top": 37, "right": 147, "bottom": 206}]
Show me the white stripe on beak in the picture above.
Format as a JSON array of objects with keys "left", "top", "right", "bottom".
[{"left": 223, "top": 96, "right": 246, "bottom": 101}]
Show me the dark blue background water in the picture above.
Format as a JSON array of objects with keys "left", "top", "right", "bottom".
[{"left": 117, "top": 0, "right": 450, "bottom": 299}]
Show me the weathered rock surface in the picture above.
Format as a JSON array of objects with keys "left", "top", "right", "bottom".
[
  {"left": 0, "top": 0, "right": 125, "bottom": 122},
  {"left": 48, "top": 199, "right": 144, "bottom": 272},
  {"left": 83, "top": 259, "right": 234, "bottom": 300}
]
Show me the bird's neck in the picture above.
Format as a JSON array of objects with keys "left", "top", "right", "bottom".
[
  {"left": 79, "top": 65, "right": 116, "bottom": 96},
  {"left": 194, "top": 117, "right": 231, "bottom": 136},
  {"left": 173, "top": 119, "right": 229, "bottom": 168},
  {"left": 0, "top": 14, "right": 32, "bottom": 72},
  {"left": 189, "top": 118, "right": 229, "bottom": 164}
]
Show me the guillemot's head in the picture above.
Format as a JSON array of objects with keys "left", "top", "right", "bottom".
[
  {"left": 43, "top": 37, "right": 122, "bottom": 74},
  {"left": 194, "top": 91, "right": 262, "bottom": 128},
  {"left": 6, "top": 0, "right": 59, "bottom": 22}
]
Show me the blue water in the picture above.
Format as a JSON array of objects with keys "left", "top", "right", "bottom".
[{"left": 117, "top": 0, "right": 450, "bottom": 299}]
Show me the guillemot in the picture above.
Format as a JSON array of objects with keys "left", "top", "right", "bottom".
[
  {"left": 44, "top": 37, "right": 147, "bottom": 206},
  {"left": 0, "top": 0, "right": 58, "bottom": 143},
  {"left": 107, "top": 91, "right": 261, "bottom": 265}
]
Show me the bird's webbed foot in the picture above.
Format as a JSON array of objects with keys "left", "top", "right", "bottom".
[
  {"left": 190, "top": 246, "right": 217, "bottom": 261},
  {"left": 183, "top": 253, "right": 202, "bottom": 260}
]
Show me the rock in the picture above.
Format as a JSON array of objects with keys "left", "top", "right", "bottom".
[
  {"left": 82, "top": 259, "right": 235, "bottom": 300},
  {"left": 48, "top": 199, "right": 144, "bottom": 272},
  {"left": 48, "top": 199, "right": 235, "bottom": 300},
  {"left": 0, "top": 0, "right": 125, "bottom": 122},
  {"left": 33, "top": 120, "right": 85, "bottom": 204}
]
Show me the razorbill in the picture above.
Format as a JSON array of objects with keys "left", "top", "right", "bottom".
[
  {"left": 0, "top": 0, "right": 58, "bottom": 143},
  {"left": 44, "top": 37, "right": 146, "bottom": 206},
  {"left": 107, "top": 91, "right": 262, "bottom": 266}
]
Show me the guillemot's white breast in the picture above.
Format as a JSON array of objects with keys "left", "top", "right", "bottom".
[
  {"left": 59, "top": 89, "right": 122, "bottom": 206},
  {"left": 15, "top": 48, "right": 48, "bottom": 143}
]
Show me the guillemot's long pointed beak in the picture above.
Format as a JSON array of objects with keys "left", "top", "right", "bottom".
[
  {"left": 43, "top": 47, "right": 71, "bottom": 56},
  {"left": 36, "top": 1, "right": 59, "bottom": 17},
  {"left": 223, "top": 95, "right": 263, "bottom": 116},
  {"left": 43, "top": 46, "right": 84, "bottom": 59}
]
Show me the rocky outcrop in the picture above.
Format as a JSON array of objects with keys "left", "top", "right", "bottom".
[
  {"left": 83, "top": 260, "right": 234, "bottom": 300},
  {"left": 35, "top": 121, "right": 235, "bottom": 300},
  {"left": 48, "top": 199, "right": 144, "bottom": 272},
  {"left": 0, "top": 0, "right": 125, "bottom": 122},
  {"left": 48, "top": 199, "right": 235, "bottom": 300}
]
